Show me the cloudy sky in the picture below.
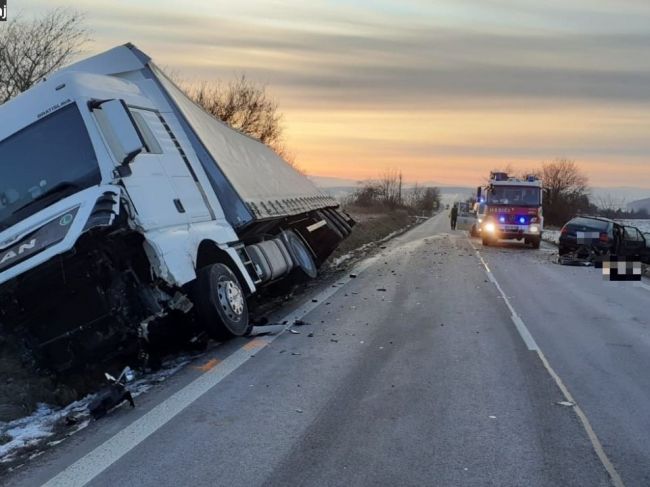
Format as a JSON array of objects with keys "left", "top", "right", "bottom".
[{"left": 16, "top": 0, "right": 650, "bottom": 188}]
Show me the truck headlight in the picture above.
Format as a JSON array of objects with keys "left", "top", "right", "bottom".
[
  {"left": 529, "top": 225, "right": 540, "bottom": 233},
  {"left": 484, "top": 222, "right": 496, "bottom": 233}
]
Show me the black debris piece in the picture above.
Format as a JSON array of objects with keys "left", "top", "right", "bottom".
[
  {"left": 349, "top": 273, "right": 358, "bottom": 278},
  {"left": 377, "top": 288, "right": 387, "bottom": 292},
  {"left": 88, "top": 381, "right": 135, "bottom": 420},
  {"left": 293, "top": 319, "right": 311, "bottom": 327}
]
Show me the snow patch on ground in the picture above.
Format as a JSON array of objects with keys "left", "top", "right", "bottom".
[
  {"left": 543, "top": 229, "right": 561, "bottom": 245},
  {"left": 0, "top": 355, "right": 192, "bottom": 467}
]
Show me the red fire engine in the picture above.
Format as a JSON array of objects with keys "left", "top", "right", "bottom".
[{"left": 476, "top": 172, "right": 543, "bottom": 248}]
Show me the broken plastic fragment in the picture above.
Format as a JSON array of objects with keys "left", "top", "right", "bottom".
[{"left": 556, "top": 401, "right": 575, "bottom": 407}]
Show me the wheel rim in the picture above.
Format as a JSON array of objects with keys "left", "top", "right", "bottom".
[{"left": 217, "top": 279, "right": 244, "bottom": 319}]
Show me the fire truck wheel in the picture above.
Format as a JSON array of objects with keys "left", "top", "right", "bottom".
[
  {"left": 530, "top": 237, "right": 541, "bottom": 249},
  {"left": 195, "top": 263, "right": 250, "bottom": 341},
  {"left": 482, "top": 235, "right": 491, "bottom": 246}
]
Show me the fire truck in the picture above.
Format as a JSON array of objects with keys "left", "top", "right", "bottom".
[{"left": 475, "top": 172, "right": 543, "bottom": 248}]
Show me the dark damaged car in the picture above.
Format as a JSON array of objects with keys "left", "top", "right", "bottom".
[{"left": 558, "top": 216, "right": 650, "bottom": 263}]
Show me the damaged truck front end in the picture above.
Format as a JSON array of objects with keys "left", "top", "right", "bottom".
[
  {"left": 0, "top": 99, "right": 195, "bottom": 373},
  {"left": 0, "top": 207, "right": 193, "bottom": 372}
]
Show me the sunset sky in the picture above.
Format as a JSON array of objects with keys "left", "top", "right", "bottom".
[{"left": 16, "top": 0, "right": 650, "bottom": 188}]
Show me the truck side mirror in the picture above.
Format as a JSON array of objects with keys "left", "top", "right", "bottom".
[{"left": 91, "top": 99, "right": 145, "bottom": 170}]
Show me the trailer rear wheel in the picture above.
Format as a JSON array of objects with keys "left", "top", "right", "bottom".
[
  {"left": 195, "top": 263, "right": 250, "bottom": 340},
  {"left": 285, "top": 231, "right": 318, "bottom": 278}
]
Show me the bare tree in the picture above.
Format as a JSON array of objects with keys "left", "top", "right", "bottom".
[
  {"left": 378, "top": 168, "right": 403, "bottom": 208},
  {"left": 0, "top": 9, "right": 89, "bottom": 103},
  {"left": 539, "top": 158, "right": 590, "bottom": 225},
  {"left": 183, "top": 76, "right": 282, "bottom": 147},
  {"left": 180, "top": 75, "right": 307, "bottom": 171}
]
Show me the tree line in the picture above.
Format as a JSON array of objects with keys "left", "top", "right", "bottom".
[{"left": 346, "top": 169, "right": 441, "bottom": 215}]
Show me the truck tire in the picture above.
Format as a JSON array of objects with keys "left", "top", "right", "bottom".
[
  {"left": 285, "top": 231, "right": 317, "bottom": 278},
  {"left": 530, "top": 236, "right": 541, "bottom": 249},
  {"left": 482, "top": 235, "right": 491, "bottom": 246},
  {"left": 195, "top": 263, "right": 250, "bottom": 341}
]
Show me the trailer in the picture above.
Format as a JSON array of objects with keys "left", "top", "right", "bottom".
[{"left": 0, "top": 44, "right": 353, "bottom": 371}]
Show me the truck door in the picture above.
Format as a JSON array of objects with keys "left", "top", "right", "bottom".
[{"left": 95, "top": 103, "right": 213, "bottom": 230}]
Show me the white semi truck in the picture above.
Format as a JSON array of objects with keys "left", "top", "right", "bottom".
[{"left": 0, "top": 44, "right": 353, "bottom": 371}]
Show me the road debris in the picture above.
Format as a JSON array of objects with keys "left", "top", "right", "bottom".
[
  {"left": 289, "top": 329, "right": 300, "bottom": 334},
  {"left": 88, "top": 367, "right": 135, "bottom": 420},
  {"left": 556, "top": 401, "right": 575, "bottom": 407}
]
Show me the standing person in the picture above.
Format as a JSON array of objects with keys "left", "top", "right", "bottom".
[{"left": 450, "top": 204, "right": 458, "bottom": 230}]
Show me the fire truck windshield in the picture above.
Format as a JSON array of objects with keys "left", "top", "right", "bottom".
[{"left": 488, "top": 186, "right": 540, "bottom": 206}]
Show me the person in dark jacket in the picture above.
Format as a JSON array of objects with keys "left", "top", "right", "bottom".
[{"left": 450, "top": 204, "right": 458, "bottom": 230}]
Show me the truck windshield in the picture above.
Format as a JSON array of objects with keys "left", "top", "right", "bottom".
[
  {"left": 488, "top": 186, "right": 540, "bottom": 206},
  {"left": 0, "top": 104, "right": 100, "bottom": 231}
]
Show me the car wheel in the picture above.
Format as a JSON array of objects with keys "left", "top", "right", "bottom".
[{"left": 194, "top": 263, "right": 250, "bottom": 341}]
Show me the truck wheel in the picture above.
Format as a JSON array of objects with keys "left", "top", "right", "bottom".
[
  {"left": 195, "top": 263, "right": 249, "bottom": 341},
  {"left": 530, "top": 237, "right": 541, "bottom": 249},
  {"left": 285, "top": 231, "right": 317, "bottom": 278},
  {"left": 482, "top": 236, "right": 490, "bottom": 246}
]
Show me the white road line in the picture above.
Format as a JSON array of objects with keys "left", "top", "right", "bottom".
[
  {"left": 472, "top": 244, "right": 625, "bottom": 487},
  {"left": 474, "top": 250, "right": 539, "bottom": 351},
  {"left": 43, "top": 254, "right": 382, "bottom": 487}
]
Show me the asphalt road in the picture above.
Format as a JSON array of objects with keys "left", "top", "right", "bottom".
[{"left": 8, "top": 212, "right": 650, "bottom": 486}]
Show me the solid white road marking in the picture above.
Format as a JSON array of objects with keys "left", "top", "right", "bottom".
[
  {"left": 472, "top": 243, "right": 625, "bottom": 487},
  {"left": 474, "top": 250, "right": 539, "bottom": 351},
  {"left": 43, "top": 253, "right": 383, "bottom": 487}
]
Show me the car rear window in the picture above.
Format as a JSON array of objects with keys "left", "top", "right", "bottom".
[{"left": 566, "top": 217, "right": 610, "bottom": 231}]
